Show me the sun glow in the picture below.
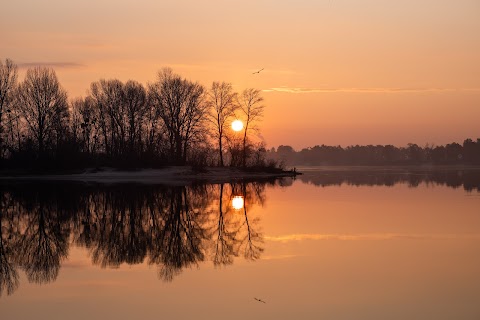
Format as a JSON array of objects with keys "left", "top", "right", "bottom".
[
  {"left": 231, "top": 120, "right": 243, "bottom": 132},
  {"left": 231, "top": 196, "right": 244, "bottom": 210}
]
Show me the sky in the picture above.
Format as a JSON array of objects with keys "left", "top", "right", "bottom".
[{"left": 1, "top": 0, "right": 479, "bottom": 149}]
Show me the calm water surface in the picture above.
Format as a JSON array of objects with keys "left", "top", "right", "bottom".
[{"left": 1, "top": 168, "right": 479, "bottom": 320}]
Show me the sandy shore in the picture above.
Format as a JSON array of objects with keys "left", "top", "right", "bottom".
[{"left": 0, "top": 166, "right": 297, "bottom": 185}]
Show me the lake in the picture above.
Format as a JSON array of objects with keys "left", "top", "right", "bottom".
[{"left": 1, "top": 167, "right": 479, "bottom": 319}]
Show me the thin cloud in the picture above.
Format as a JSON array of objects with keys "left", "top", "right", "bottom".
[
  {"left": 265, "top": 233, "right": 480, "bottom": 242},
  {"left": 18, "top": 62, "right": 86, "bottom": 69},
  {"left": 263, "top": 87, "right": 480, "bottom": 93}
]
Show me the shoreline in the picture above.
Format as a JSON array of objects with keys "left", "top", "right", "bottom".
[
  {"left": 0, "top": 166, "right": 299, "bottom": 185},
  {"left": 2, "top": 165, "right": 478, "bottom": 186}
]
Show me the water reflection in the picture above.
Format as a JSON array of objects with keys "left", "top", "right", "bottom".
[
  {"left": 298, "top": 167, "right": 480, "bottom": 191},
  {"left": 231, "top": 196, "right": 244, "bottom": 210},
  {"left": 1, "top": 168, "right": 479, "bottom": 297},
  {"left": 0, "top": 181, "right": 271, "bottom": 296}
]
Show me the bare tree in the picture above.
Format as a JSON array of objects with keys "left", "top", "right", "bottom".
[
  {"left": 0, "top": 59, "right": 18, "bottom": 158},
  {"left": 70, "top": 96, "right": 99, "bottom": 155},
  {"left": 207, "top": 82, "right": 238, "bottom": 166},
  {"left": 238, "top": 88, "right": 264, "bottom": 167},
  {"left": 90, "top": 79, "right": 124, "bottom": 156},
  {"left": 124, "top": 80, "right": 148, "bottom": 156},
  {"left": 70, "top": 98, "right": 82, "bottom": 146},
  {"left": 148, "top": 68, "right": 207, "bottom": 164},
  {"left": 143, "top": 95, "right": 161, "bottom": 159},
  {"left": 15, "top": 67, "right": 69, "bottom": 156}
]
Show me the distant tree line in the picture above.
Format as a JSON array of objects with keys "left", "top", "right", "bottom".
[
  {"left": 269, "top": 139, "right": 480, "bottom": 166},
  {"left": 0, "top": 58, "right": 266, "bottom": 171}
]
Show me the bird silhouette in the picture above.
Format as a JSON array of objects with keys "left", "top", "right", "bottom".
[
  {"left": 254, "top": 297, "right": 266, "bottom": 303},
  {"left": 252, "top": 68, "right": 264, "bottom": 74}
]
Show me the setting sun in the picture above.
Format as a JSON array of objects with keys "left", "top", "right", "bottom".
[{"left": 231, "top": 120, "right": 243, "bottom": 132}]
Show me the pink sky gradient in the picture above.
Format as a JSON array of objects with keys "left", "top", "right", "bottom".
[{"left": 2, "top": 0, "right": 479, "bottom": 148}]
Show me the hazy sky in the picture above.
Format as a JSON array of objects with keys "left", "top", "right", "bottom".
[{"left": 1, "top": 0, "right": 479, "bottom": 149}]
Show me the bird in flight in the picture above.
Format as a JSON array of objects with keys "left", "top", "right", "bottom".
[
  {"left": 252, "top": 68, "right": 264, "bottom": 74},
  {"left": 254, "top": 297, "right": 266, "bottom": 304}
]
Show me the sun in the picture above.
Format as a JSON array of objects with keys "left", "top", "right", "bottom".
[{"left": 231, "top": 120, "right": 243, "bottom": 132}]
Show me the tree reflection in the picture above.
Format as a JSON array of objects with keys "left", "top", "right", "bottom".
[
  {"left": 89, "top": 188, "right": 149, "bottom": 267},
  {"left": 0, "top": 181, "right": 271, "bottom": 295},
  {"left": 298, "top": 168, "right": 480, "bottom": 191},
  {"left": 149, "top": 186, "right": 210, "bottom": 281},
  {"left": 1, "top": 170, "right": 479, "bottom": 296},
  {"left": 210, "top": 182, "right": 265, "bottom": 266},
  {"left": 0, "top": 193, "right": 20, "bottom": 296},
  {"left": 17, "top": 199, "right": 69, "bottom": 284},
  {"left": 240, "top": 183, "right": 264, "bottom": 260},
  {"left": 0, "top": 241, "right": 18, "bottom": 296},
  {"left": 212, "top": 184, "right": 240, "bottom": 266}
]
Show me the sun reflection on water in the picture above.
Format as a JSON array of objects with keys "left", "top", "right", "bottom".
[{"left": 231, "top": 196, "right": 244, "bottom": 210}]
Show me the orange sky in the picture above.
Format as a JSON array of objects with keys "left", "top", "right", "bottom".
[{"left": 1, "top": 0, "right": 479, "bottom": 149}]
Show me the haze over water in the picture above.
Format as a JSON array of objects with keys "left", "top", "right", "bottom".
[{"left": 1, "top": 168, "right": 479, "bottom": 320}]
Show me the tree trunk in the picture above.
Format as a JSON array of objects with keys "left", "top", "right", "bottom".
[
  {"left": 219, "top": 135, "right": 224, "bottom": 167},
  {"left": 242, "top": 124, "right": 248, "bottom": 168}
]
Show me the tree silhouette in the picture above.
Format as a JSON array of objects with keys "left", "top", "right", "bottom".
[
  {"left": 15, "top": 67, "right": 69, "bottom": 158},
  {"left": 207, "top": 82, "right": 238, "bottom": 166},
  {"left": 70, "top": 96, "right": 99, "bottom": 156},
  {"left": 124, "top": 80, "right": 148, "bottom": 157},
  {"left": 0, "top": 59, "right": 18, "bottom": 160},
  {"left": 268, "top": 139, "right": 480, "bottom": 166},
  {"left": 148, "top": 68, "right": 208, "bottom": 164},
  {"left": 238, "top": 88, "right": 264, "bottom": 167},
  {"left": 1, "top": 59, "right": 274, "bottom": 169},
  {"left": 90, "top": 79, "right": 126, "bottom": 157}
]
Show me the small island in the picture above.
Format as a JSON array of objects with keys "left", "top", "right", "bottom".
[{"left": 0, "top": 59, "right": 296, "bottom": 181}]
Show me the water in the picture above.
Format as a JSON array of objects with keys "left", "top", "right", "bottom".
[{"left": 1, "top": 168, "right": 479, "bottom": 319}]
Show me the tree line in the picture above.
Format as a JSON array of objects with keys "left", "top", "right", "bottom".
[
  {"left": 270, "top": 139, "right": 480, "bottom": 166},
  {"left": 0, "top": 58, "right": 266, "bottom": 171}
]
